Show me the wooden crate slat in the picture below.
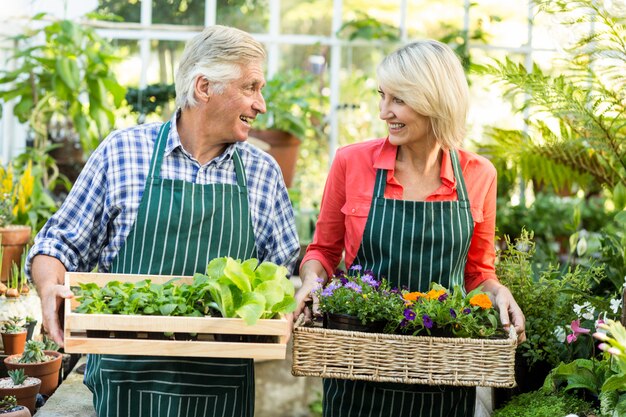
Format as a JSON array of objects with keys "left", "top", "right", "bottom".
[
  {"left": 63, "top": 271, "right": 289, "bottom": 359},
  {"left": 64, "top": 338, "right": 287, "bottom": 360},
  {"left": 67, "top": 313, "right": 288, "bottom": 335}
]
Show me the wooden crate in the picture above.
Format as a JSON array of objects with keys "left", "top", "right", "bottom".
[{"left": 64, "top": 272, "right": 288, "bottom": 360}]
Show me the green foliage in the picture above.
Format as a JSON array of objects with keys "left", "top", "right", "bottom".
[
  {"left": 126, "top": 83, "right": 176, "bottom": 117},
  {"left": 496, "top": 230, "right": 614, "bottom": 368},
  {"left": 1, "top": 316, "right": 25, "bottom": 334},
  {"left": 476, "top": 0, "right": 626, "bottom": 207},
  {"left": 491, "top": 389, "right": 596, "bottom": 417},
  {"left": 199, "top": 257, "right": 297, "bottom": 325},
  {"left": 0, "top": 395, "right": 18, "bottom": 412},
  {"left": 8, "top": 369, "right": 27, "bottom": 386},
  {"left": 42, "top": 335, "right": 59, "bottom": 352},
  {"left": 19, "top": 340, "right": 48, "bottom": 364},
  {"left": 0, "top": 15, "right": 126, "bottom": 153},
  {"left": 75, "top": 277, "right": 212, "bottom": 317},
  {"left": 254, "top": 69, "right": 325, "bottom": 139}
]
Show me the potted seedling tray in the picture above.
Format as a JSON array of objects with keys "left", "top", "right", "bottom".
[{"left": 64, "top": 272, "right": 289, "bottom": 360}]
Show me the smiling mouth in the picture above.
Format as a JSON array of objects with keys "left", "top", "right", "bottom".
[
  {"left": 239, "top": 116, "right": 254, "bottom": 126},
  {"left": 389, "top": 123, "right": 405, "bottom": 129}
]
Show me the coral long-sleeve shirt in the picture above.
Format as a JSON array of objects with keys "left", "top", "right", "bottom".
[{"left": 302, "top": 138, "right": 499, "bottom": 292}]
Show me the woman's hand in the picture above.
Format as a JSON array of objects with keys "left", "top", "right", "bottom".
[{"left": 481, "top": 279, "right": 526, "bottom": 344}]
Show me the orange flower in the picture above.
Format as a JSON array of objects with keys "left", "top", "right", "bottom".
[
  {"left": 469, "top": 294, "right": 492, "bottom": 309},
  {"left": 426, "top": 289, "right": 446, "bottom": 300},
  {"left": 403, "top": 292, "right": 425, "bottom": 302}
]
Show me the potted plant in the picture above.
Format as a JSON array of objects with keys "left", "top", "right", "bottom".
[
  {"left": 4, "top": 340, "right": 63, "bottom": 397},
  {"left": 313, "top": 266, "right": 404, "bottom": 333},
  {"left": 1, "top": 318, "right": 27, "bottom": 355},
  {"left": 0, "top": 369, "right": 41, "bottom": 415},
  {"left": 0, "top": 395, "right": 31, "bottom": 417},
  {"left": 0, "top": 162, "right": 34, "bottom": 285},
  {"left": 249, "top": 69, "right": 324, "bottom": 187},
  {"left": 0, "top": 15, "right": 126, "bottom": 185}
]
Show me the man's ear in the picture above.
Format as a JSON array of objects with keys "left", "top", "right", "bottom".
[{"left": 194, "top": 76, "right": 211, "bottom": 103}]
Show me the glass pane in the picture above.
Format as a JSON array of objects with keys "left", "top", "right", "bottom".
[
  {"left": 281, "top": 0, "right": 333, "bottom": 36},
  {"left": 152, "top": 0, "right": 205, "bottom": 25},
  {"left": 470, "top": 51, "right": 527, "bottom": 138},
  {"left": 407, "top": 0, "right": 464, "bottom": 40},
  {"left": 342, "top": 1, "right": 401, "bottom": 41},
  {"left": 472, "top": 0, "right": 530, "bottom": 48},
  {"left": 216, "top": 0, "right": 269, "bottom": 33},
  {"left": 95, "top": 0, "right": 142, "bottom": 23}
]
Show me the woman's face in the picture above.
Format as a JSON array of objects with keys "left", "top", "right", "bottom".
[
  {"left": 378, "top": 86, "right": 432, "bottom": 146},
  {"left": 204, "top": 60, "right": 267, "bottom": 143}
]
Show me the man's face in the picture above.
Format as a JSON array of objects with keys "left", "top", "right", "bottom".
[{"left": 206, "top": 60, "right": 266, "bottom": 143}]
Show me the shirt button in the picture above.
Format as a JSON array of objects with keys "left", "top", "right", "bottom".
[{"left": 351, "top": 208, "right": 356, "bottom": 213}]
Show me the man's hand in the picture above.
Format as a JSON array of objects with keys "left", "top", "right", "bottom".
[{"left": 30, "top": 255, "right": 71, "bottom": 347}]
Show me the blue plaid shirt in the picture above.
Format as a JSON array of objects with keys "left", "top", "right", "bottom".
[{"left": 27, "top": 113, "right": 300, "bottom": 276}]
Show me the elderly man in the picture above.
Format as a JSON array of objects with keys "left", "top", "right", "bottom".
[{"left": 27, "top": 25, "right": 299, "bottom": 417}]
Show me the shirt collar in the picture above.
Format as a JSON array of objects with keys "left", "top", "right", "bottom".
[
  {"left": 164, "top": 109, "right": 236, "bottom": 164},
  {"left": 373, "top": 137, "right": 456, "bottom": 190}
]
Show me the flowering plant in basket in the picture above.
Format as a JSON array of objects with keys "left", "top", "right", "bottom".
[
  {"left": 314, "top": 265, "right": 404, "bottom": 330},
  {"left": 396, "top": 283, "right": 504, "bottom": 338}
]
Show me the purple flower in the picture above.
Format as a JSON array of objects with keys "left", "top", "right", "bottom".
[
  {"left": 350, "top": 265, "right": 363, "bottom": 271},
  {"left": 321, "top": 282, "right": 340, "bottom": 297},
  {"left": 344, "top": 282, "right": 362, "bottom": 293},
  {"left": 422, "top": 314, "right": 433, "bottom": 329},
  {"left": 361, "top": 274, "right": 379, "bottom": 288},
  {"left": 404, "top": 309, "right": 416, "bottom": 321},
  {"left": 400, "top": 319, "right": 408, "bottom": 328},
  {"left": 438, "top": 293, "right": 449, "bottom": 302},
  {"left": 334, "top": 269, "right": 346, "bottom": 278},
  {"left": 364, "top": 270, "right": 375, "bottom": 277},
  {"left": 463, "top": 308, "right": 471, "bottom": 315},
  {"left": 339, "top": 276, "right": 349, "bottom": 285},
  {"left": 450, "top": 308, "right": 457, "bottom": 318}
]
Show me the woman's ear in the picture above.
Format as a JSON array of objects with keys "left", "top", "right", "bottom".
[{"left": 194, "top": 76, "right": 211, "bottom": 103}]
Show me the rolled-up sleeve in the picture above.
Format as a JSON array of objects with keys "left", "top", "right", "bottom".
[
  {"left": 464, "top": 163, "right": 498, "bottom": 291},
  {"left": 26, "top": 145, "right": 109, "bottom": 278}
]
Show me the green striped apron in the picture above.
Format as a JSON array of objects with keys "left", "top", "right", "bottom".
[
  {"left": 324, "top": 149, "right": 476, "bottom": 417},
  {"left": 84, "top": 122, "right": 257, "bottom": 417}
]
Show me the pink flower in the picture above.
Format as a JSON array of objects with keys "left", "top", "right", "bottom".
[{"left": 567, "top": 319, "right": 591, "bottom": 344}]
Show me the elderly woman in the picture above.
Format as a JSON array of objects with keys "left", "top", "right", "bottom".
[
  {"left": 294, "top": 40, "right": 526, "bottom": 417},
  {"left": 28, "top": 25, "right": 299, "bottom": 417}
]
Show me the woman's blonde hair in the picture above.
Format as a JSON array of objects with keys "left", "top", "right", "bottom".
[
  {"left": 377, "top": 40, "right": 469, "bottom": 149},
  {"left": 175, "top": 25, "right": 266, "bottom": 109}
]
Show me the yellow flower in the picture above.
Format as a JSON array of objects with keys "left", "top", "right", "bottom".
[{"left": 469, "top": 294, "right": 492, "bottom": 309}]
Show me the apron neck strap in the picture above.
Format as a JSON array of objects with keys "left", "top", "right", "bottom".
[
  {"left": 449, "top": 149, "right": 469, "bottom": 202},
  {"left": 148, "top": 121, "right": 170, "bottom": 178},
  {"left": 373, "top": 148, "right": 470, "bottom": 201},
  {"left": 148, "top": 121, "right": 247, "bottom": 187}
]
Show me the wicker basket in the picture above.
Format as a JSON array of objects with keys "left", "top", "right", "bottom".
[{"left": 292, "top": 324, "right": 517, "bottom": 387}]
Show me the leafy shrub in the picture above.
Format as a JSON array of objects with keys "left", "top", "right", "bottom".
[{"left": 491, "top": 390, "right": 596, "bottom": 417}]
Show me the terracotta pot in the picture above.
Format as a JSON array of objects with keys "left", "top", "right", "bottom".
[
  {"left": 4, "top": 351, "right": 63, "bottom": 397},
  {"left": 248, "top": 129, "right": 301, "bottom": 188},
  {"left": 0, "top": 226, "right": 31, "bottom": 284},
  {"left": 0, "top": 376, "right": 41, "bottom": 414},
  {"left": 0, "top": 405, "right": 31, "bottom": 417},
  {"left": 1, "top": 331, "right": 27, "bottom": 355},
  {"left": 323, "top": 313, "right": 386, "bottom": 333}
]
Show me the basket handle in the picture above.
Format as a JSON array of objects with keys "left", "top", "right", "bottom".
[
  {"left": 508, "top": 325, "right": 517, "bottom": 341},
  {"left": 294, "top": 313, "right": 306, "bottom": 329}
]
